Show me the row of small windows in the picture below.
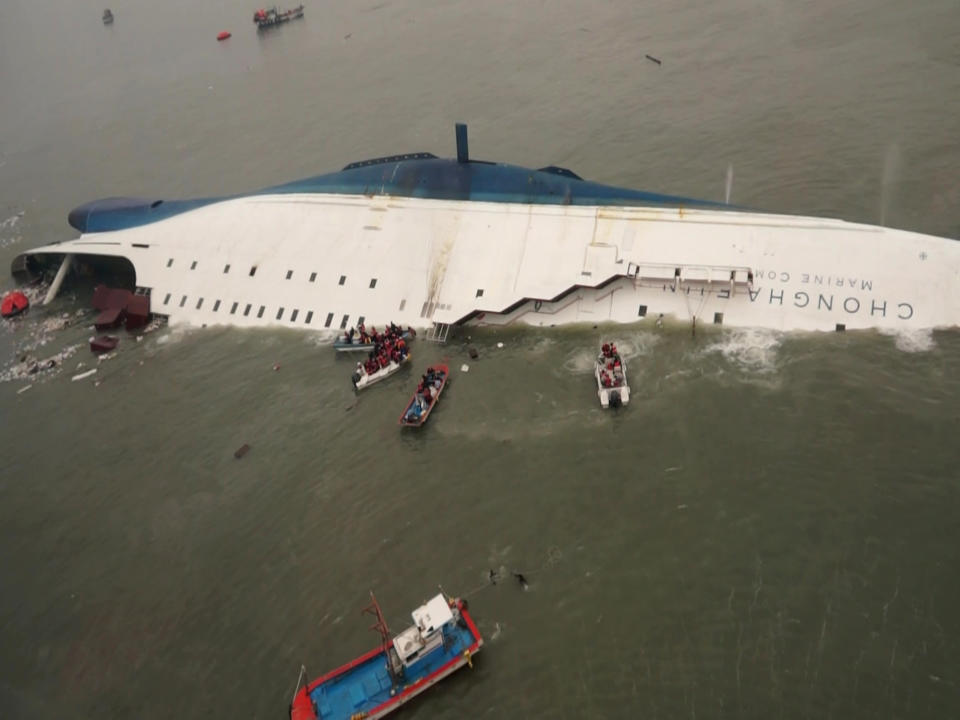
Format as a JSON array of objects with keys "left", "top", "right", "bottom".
[
  {"left": 166, "top": 260, "right": 371, "bottom": 288},
  {"left": 161, "top": 292, "right": 337, "bottom": 327}
]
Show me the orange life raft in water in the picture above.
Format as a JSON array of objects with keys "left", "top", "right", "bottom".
[
  {"left": 217, "top": 31, "right": 231, "bottom": 41},
  {"left": 1, "top": 290, "right": 29, "bottom": 318}
]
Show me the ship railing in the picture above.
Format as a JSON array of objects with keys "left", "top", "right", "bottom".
[
  {"left": 626, "top": 262, "right": 754, "bottom": 294},
  {"left": 423, "top": 322, "right": 451, "bottom": 344}
]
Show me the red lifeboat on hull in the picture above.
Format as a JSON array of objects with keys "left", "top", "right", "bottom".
[{"left": 1, "top": 290, "right": 29, "bottom": 318}]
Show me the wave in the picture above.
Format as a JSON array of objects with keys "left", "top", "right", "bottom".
[
  {"left": 701, "top": 327, "right": 783, "bottom": 373},
  {"left": 879, "top": 327, "right": 936, "bottom": 353}
]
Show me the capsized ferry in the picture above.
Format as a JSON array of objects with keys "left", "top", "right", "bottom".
[
  {"left": 12, "top": 125, "right": 960, "bottom": 337},
  {"left": 290, "top": 592, "right": 482, "bottom": 720}
]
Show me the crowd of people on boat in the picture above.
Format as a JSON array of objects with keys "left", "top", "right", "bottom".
[
  {"left": 349, "top": 322, "right": 411, "bottom": 378},
  {"left": 404, "top": 366, "right": 445, "bottom": 422},
  {"left": 598, "top": 342, "right": 625, "bottom": 388}
]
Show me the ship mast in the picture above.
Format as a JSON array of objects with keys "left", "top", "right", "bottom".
[{"left": 362, "top": 591, "right": 398, "bottom": 683}]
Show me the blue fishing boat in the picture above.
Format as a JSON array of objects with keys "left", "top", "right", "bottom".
[{"left": 289, "top": 592, "right": 482, "bottom": 720}]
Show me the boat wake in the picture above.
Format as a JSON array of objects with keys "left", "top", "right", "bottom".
[
  {"left": 562, "top": 348, "right": 597, "bottom": 375},
  {"left": 561, "top": 331, "right": 659, "bottom": 375}
]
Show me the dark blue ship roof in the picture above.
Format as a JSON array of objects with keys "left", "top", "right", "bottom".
[{"left": 68, "top": 151, "right": 731, "bottom": 234}]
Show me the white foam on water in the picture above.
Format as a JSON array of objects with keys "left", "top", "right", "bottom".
[
  {"left": 879, "top": 327, "right": 936, "bottom": 353},
  {"left": 563, "top": 331, "right": 659, "bottom": 375},
  {"left": 304, "top": 331, "right": 338, "bottom": 348},
  {"left": 562, "top": 348, "right": 598, "bottom": 375},
  {"left": 612, "top": 331, "right": 660, "bottom": 360},
  {"left": 526, "top": 336, "right": 556, "bottom": 354},
  {"left": 701, "top": 327, "right": 783, "bottom": 373},
  {"left": 154, "top": 324, "right": 196, "bottom": 347}
]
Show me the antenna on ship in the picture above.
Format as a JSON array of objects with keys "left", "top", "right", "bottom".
[
  {"left": 724, "top": 163, "right": 733, "bottom": 204},
  {"left": 455, "top": 123, "right": 469, "bottom": 163},
  {"left": 879, "top": 143, "right": 900, "bottom": 227}
]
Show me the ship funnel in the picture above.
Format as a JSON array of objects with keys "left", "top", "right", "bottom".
[{"left": 455, "top": 123, "right": 469, "bottom": 163}]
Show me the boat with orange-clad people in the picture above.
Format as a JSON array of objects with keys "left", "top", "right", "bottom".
[
  {"left": 350, "top": 323, "right": 412, "bottom": 391},
  {"left": 399, "top": 365, "right": 448, "bottom": 427},
  {"left": 595, "top": 341, "right": 630, "bottom": 409},
  {"left": 335, "top": 323, "right": 415, "bottom": 353}
]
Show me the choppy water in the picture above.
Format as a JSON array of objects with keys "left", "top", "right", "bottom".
[{"left": 2, "top": 0, "right": 959, "bottom": 718}]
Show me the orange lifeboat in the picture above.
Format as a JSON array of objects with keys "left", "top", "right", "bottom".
[
  {"left": 217, "top": 31, "right": 232, "bottom": 41},
  {"left": 1, "top": 290, "right": 29, "bottom": 318}
]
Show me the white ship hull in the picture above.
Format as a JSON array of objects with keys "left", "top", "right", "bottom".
[
  {"left": 14, "top": 126, "right": 958, "bottom": 336},
  {"left": 20, "top": 192, "right": 958, "bottom": 334}
]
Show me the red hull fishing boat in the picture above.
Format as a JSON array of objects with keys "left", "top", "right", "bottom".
[
  {"left": 399, "top": 364, "right": 449, "bottom": 427},
  {"left": 289, "top": 592, "right": 482, "bottom": 720}
]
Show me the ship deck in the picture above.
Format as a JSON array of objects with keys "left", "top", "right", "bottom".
[{"left": 308, "top": 620, "right": 476, "bottom": 719}]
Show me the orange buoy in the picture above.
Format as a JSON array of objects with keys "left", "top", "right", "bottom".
[{"left": 217, "top": 31, "right": 232, "bottom": 41}]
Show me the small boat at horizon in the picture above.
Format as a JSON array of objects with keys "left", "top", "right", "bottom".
[
  {"left": 595, "top": 342, "right": 629, "bottom": 408},
  {"left": 253, "top": 4, "right": 305, "bottom": 29},
  {"left": 399, "top": 364, "right": 448, "bottom": 427},
  {"left": 102, "top": 8, "right": 114, "bottom": 24},
  {"left": 289, "top": 591, "right": 482, "bottom": 720}
]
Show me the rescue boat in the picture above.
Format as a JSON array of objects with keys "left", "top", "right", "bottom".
[{"left": 595, "top": 343, "right": 629, "bottom": 408}]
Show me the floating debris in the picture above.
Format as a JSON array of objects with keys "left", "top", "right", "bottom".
[
  {"left": 468, "top": 346, "right": 479, "bottom": 359},
  {"left": 234, "top": 443, "right": 251, "bottom": 459},
  {"left": 645, "top": 54, "right": 662, "bottom": 65},
  {"left": 460, "top": 364, "right": 469, "bottom": 372},
  {"left": 496, "top": 342, "right": 504, "bottom": 349},
  {"left": 17, "top": 384, "right": 32, "bottom": 394},
  {"left": 71, "top": 368, "right": 97, "bottom": 382}
]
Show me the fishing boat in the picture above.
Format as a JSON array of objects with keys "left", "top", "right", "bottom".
[
  {"left": 595, "top": 343, "right": 629, "bottom": 408},
  {"left": 399, "top": 365, "right": 448, "bottom": 427},
  {"left": 253, "top": 4, "right": 305, "bottom": 29},
  {"left": 289, "top": 592, "right": 482, "bottom": 720},
  {"left": 334, "top": 328, "right": 415, "bottom": 353},
  {"left": 352, "top": 354, "right": 411, "bottom": 391}
]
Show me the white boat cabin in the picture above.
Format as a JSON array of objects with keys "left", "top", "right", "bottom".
[{"left": 391, "top": 594, "right": 453, "bottom": 668}]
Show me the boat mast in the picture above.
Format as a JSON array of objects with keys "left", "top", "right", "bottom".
[{"left": 362, "top": 592, "right": 398, "bottom": 683}]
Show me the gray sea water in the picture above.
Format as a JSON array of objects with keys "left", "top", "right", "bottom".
[{"left": 2, "top": 0, "right": 960, "bottom": 717}]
